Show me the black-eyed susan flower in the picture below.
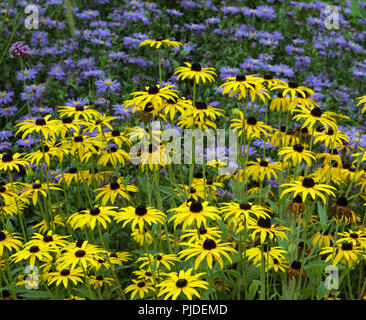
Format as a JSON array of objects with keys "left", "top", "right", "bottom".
[
  {"left": 58, "top": 117, "right": 82, "bottom": 139},
  {"left": 313, "top": 127, "right": 349, "bottom": 148},
  {"left": 0, "top": 182, "right": 18, "bottom": 203},
  {"left": 278, "top": 144, "right": 316, "bottom": 167},
  {"left": 271, "top": 82, "right": 314, "bottom": 100},
  {"left": 20, "top": 181, "right": 62, "bottom": 205},
  {"left": 286, "top": 194, "right": 306, "bottom": 215},
  {"left": 129, "top": 84, "right": 178, "bottom": 109},
  {"left": 269, "top": 91, "right": 291, "bottom": 112},
  {"left": 292, "top": 106, "right": 337, "bottom": 131},
  {"left": 138, "top": 253, "right": 180, "bottom": 271},
  {"left": 95, "top": 178, "right": 138, "bottom": 205},
  {"left": 65, "top": 133, "right": 105, "bottom": 161},
  {"left": 287, "top": 91, "right": 319, "bottom": 111},
  {"left": 230, "top": 114, "right": 272, "bottom": 140},
  {"left": 245, "top": 158, "right": 282, "bottom": 182},
  {"left": 311, "top": 230, "right": 334, "bottom": 248},
  {"left": 10, "top": 244, "right": 53, "bottom": 266},
  {"left": 267, "top": 257, "right": 289, "bottom": 272},
  {"left": 157, "top": 268, "right": 208, "bottom": 300},
  {"left": 32, "top": 214, "right": 65, "bottom": 233},
  {"left": 57, "top": 105, "right": 101, "bottom": 121},
  {"left": 108, "top": 251, "right": 132, "bottom": 265},
  {"left": 124, "top": 279, "right": 155, "bottom": 300},
  {"left": 174, "top": 62, "right": 216, "bottom": 84},
  {"left": 280, "top": 177, "right": 336, "bottom": 204},
  {"left": 115, "top": 205, "right": 166, "bottom": 233},
  {"left": 0, "top": 153, "right": 28, "bottom": 172},
  {"left": 68, "top": 206, "right": 117, "bottom": 230},
  {"left": 179, "top": 238, "right": 237, "bottom": 270},
  {"left": 219, "top": 74, "right": 267, "bottom": 101},
  {"left": 175, "top": 184, "right": 205, "bottom": 201},
  {"left": 162, "top": 97, "right": 192, "bottom": 121},
  {"left": 139, "top": 38, "right": 182, "bottom": 49},
  {"left": 320, "top": 241, "right": 362, "bottom": 266},
  {"left": 47, "top": 268, "right": 84, "bottom": 288},
  {"left": 56, "top": 167, "right": 79, "bottom": 186},
  {"left": 0, "top": 230, "right": 23, "bottom": 255},
  {"left": 248, "top": 217, "right": 290, "bottom": 243},
  {"left": 130, "top": 142, "right": 169, "bottom": 172},
  {"left": 221, "top": 201, "right": 270, "bottom": 226},
  {"left": 56, "top": 240, "right": 105, "bottom": 270},
  {"left": 168, "top": 200, "right": 220, "bottom": 232},
  {"left": 97, "top": 146, "right": 129, "bottom": 167},
  {"left": 316, "top": 149, "right": 342, "bottom": 168},
  {"left": 26, "top": 231, "right": 69, "bottom": 251},
  {"left": 331, "top": 196, "right": 359, "bottom": 224},
  {"left": 85, "top": 114, "right": 117, "bottom": 133},
  {"left": 15, "top": 115, "right": 61, "bottom": 140},
  {"left": 131, "top": 228, "right": 154, "bottom": 246},
  {"left": 337, "top": 230, "right": 366, "bottom": 249},
  {"left": 246, "top": 244, "right": 287, "bottom": 267},
  {"left": 180, "top": 226, "right": 222, "bottom": 243},
  {"left": 103, "top": 128, "right": 132, "bottom": 149},
  {"left": 89, "top": 275, "right": 114, "bottom": 289}
]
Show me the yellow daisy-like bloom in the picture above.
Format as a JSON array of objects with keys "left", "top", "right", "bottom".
[
  {"left": 157, "top": 268, "right": 208, "bottom": 300},
  {"left": 0, "top": 230, "right": 23, "bottom": 255},
  {"left": 162, "top": 97, "right": 192, "bottom": 121},
  {"left": 245, "top": 158, "right": 282, "bottom": 182},
  {"left": 186, "top": 101, "right": 224, "bottom": 123},
  {"left": 129, "top": 84, "right": 179, "bottom": 109},
  {"left": 311, "top": 231, "right": 334, "bottom": 248},
  {"left": 174, "top": 62, "right": 217, "bottom": 84},
  {"left": 47, "top": 268, "right": 84, "bottom": 288},
  {"left": 266, "top": 257, "right": 289, "bottom": 272},
  {"left": 26, "top": 231, "right": 70, "bottom": 252},
  {"left": 97, "top": 146, "right": 129, "bottom": 167},
  {"left": 337, "top": 230, "right": 366, "bottom": 249},
  {"left": 313, "top": 127, "right": 349, "bottom": 148},
  {"left": 219, "top": 74, "right": 268, "bottom": 102},
  {"left": 129, "top": 142, "right": 169, "bottom": 172},
  {"left": 102, "top": 128, "right": 132, "bottom": 149},
  {"left": 269, "top": 91, "right": 291, "bottom": 112},
  {"left": 65, "top": 133, "right": 106, "bottom": 161},
  {"left": 287, "top": 92, "right": 319, "bottom": 111},
  {"left": 0, "top": 183, "right": 18, "bottom": 203},
  {"left": 56, "top": 240, "right": 105, "bottom": 270},
  {"left": 124, "top": 279, "right": 155, "bottom": 300},
  {"left": 292, "top": 105, "right": 337, "bottom": 131},
  {"left": 85, "top": 114, "right": 117, "bottom": 134},
  {"left": 316, "top": 149, "right": 342, "bottom": 168},
  {"left": 179, "top": 238, "right": 237, "bottom": 270},
  {"left": 32, "top": 214, "right": 65, "bottom": 234},
  {"left": 320, "top": 241, "right": 362, "bottom": 266},
  {"left": 356, "top": 95, "right": 366, "bottom": 114},
  {"left": 271, "top": 82, "right": 314, "bottom": 100},
  {"left": 248, "top": 217, "right": 290, "bottom": 243},
  {"left": 58, "top": 117, "right": 83, "bottom": 139},
  {"left": 221, "top": 201, "right": 270, "bottom": 231},
  {"left": 95, "top": 178, "right": 138, "bottom": 205},
  {"left": 10, "top": 243, "right": 53, "bottom": 266},
  {"left": 262, "top": 74, "right": 288, "bottom": 89},
  {"left": 20, "top": 180, "right": 62, "bottom": 205},
  {"left": 137, "top": 253, "right": 180, "bottom": 271},
  {"left": 175, "top": 184, "right": 205, "bottom": 201},
  {"left": 139, "top": 38, "right": 182, "bottom": 49},
  {"left": 168, "top": 200, "right": 220, "bottom": 232},
  {"left": 67, "top": 206, "right": 117, "bottom": 230},
  {"left": 57, "top": 105, "right": 101, "bottom": 121},
  {"left": 180, "top": 226, "right": 222, "bottom": 243},
  {"left": 280, "top": 177, "right": 336, "bottom": 204},
  {"left": 230, "top": 113, "right": 272, "bottom": 140},
  {"left": 89, "top": 275, "right": 114, "bottom": 289},
  {"left": 246, "top": 244, "right": 287, "bottom": 267},
  {"left": 0, "top": 152, "right": 29, "bottom": 172},
  {"left": 15, "top": 115, "right": 61, "bottom": 140},
  {"left": 131, "top": 228, "right": 154, "bottom": 246},
  {"left": 310, "top": 164, "right": 343, "bottom": 185},
  {"left": 114, "top": 205, "right": 166, "bottom": 233},
  {"left": 278, "top": 144, "right": 316, "bottom": 167}
]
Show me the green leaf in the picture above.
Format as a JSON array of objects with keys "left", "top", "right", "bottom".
[
  {"left": 19, "top": 290, "right": 50, "bottom": 299},
  {"left": 304, "top": 260, "right": 329, "bottom": 271},
  {"left": 317, "top": 202, "right": 328, "bottom": 227},
  {"left": 248, "top": 281, "right": 259, "bottom": 300}
]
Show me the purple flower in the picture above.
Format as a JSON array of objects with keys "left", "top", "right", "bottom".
[
  {"left": 16, "top": 68, "right": 38, "bottom": 81},
  {"left": 95, "top": 78, "right": 121, "bottom": 94},
  {"left": 0, "top": 91, "right": 14, "bottom": 104}
]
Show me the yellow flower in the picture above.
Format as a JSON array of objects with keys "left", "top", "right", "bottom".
[
  {"left": 174, "top": 62, "right": 216, "bottom": 84},
  {"left": 139, "top": 38, "right": 182, "bottom": 49}
]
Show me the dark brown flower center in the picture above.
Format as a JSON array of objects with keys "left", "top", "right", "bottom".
[
  {"left": 90, "top": 207, "right": 100, "bottom": 215},
  {"left": 68, "top": 167, "right": 77, "bottom": 174},
  {"left": 203, "top": 239, "right": 217, "bottom": 250},
  {"left": 350, "top": 233, "right": 358, "bottom": 239},
  {"left": 111, "top": 129, "right": 120, "bottom": 137},
  {"left": 239, "top": 202, "right": 251, "bottom": 210},
  {"left": 135, "top": 205, "right": 147, "bottom": 216},
  {"left": 96, "top": 275, "right": 104, "bottom": 281},
  {"left": 0, "top": 231, "right": 6, "bottom": 241},
  {"left": 293, "top": 144, "right": 304, "bottom": 152},
  {"left": 291, "top": 260, "right": 301, "bottom": 270},
  {"left": 74, "top": 136, "right": 84, "bottom": 142},
  {"left": 293, "top": 194, "right": 303, "bottom": 203},
  {"left": 35, "top": 118, "right": 46, "bottom": 126},
  {"left": 311, "top": 107, "right": 322, "bottom": 117},
  {"left": 75, "top": 249, "right": 86, "bottom": 257},
  {"left": 2, "top": 154, "right": 13, "bottom": 162},
  {"left": 29, "top": 246, "right": 40, "bottom": 253},
  {"left": 148, "top": 86, "right": 159, "bottom": 94},
  {"left": 191, "top": 62, "right": 202, "bottom": 71},
  {"left": 32, "top": 183, "right": 42, "bottom": 189},
  {"left": 195, "top": 101, "right": 208, "bottom": 110},
  {"left": 62, "top": 117, "right": 73, "bottom": 124},
  {"left": 155, "top": 254, "right": 163, "bottom": 261},
  {"left": 75, "top": 106, "right": 84, "bottom": 111},
  {"left": 260, "top": 160, "right": 268, "bottom": 167},
  {"left": 302, "top": 177, "right": 315, "bottom": 188},
  {"left": 137, "top": 281, "right": 146, "bottom": 288},
  {"left": 189, "top": 201, "right": 203, "bottom": 213},
  {"left": 110, "top": 182, "right": 120, "bottom": 190},
  {"left": 341, "top": 242, "right": 353, "bottom": 251},
  {"left": 336, "top": 196, "right": 348, "bottom": 206},
  {"left": 235, "top": 74, "right": 247, "bottom": 82},
  {"left": 247, "top": 116, "right": 257, "bottom": 125},
  {"left": 176, "top": 278, "right": 188, "bottom": 288},
  {"left": 199, "top": 227, "right": 207, "bottom": 235},
  {"left": 257, "top": 217, "right": 272, "bottom": 228},
  {"left": 288, "top": 82, "right": 298, "bottom": 89},
  {"left": 43, "top": 235, "right": 53, "bottom": 242},
  {"left": 61, "top": 269, "right": 70, "bottom": 276}
]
